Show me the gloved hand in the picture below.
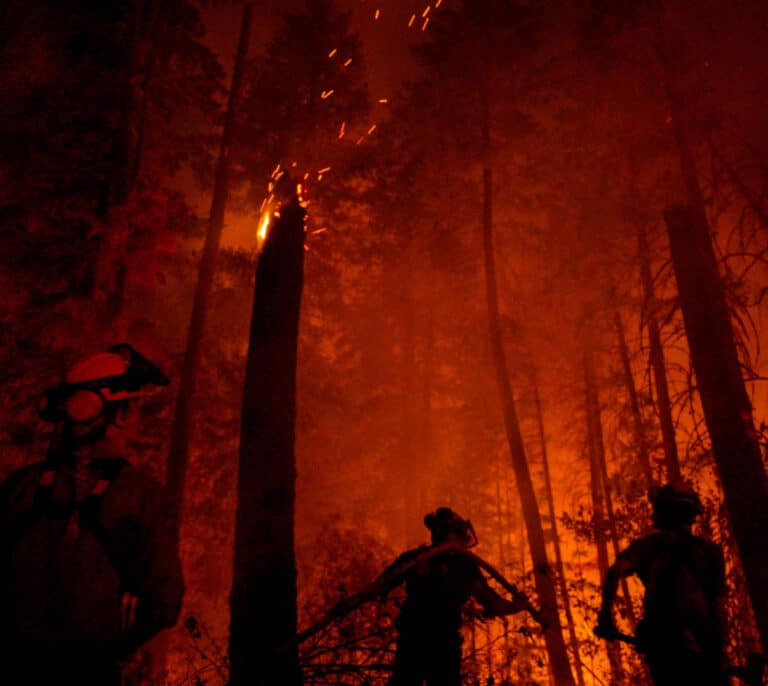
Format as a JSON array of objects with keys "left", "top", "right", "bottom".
[{"left": 594, "top": 608, "right": 620, "bottom": 640}]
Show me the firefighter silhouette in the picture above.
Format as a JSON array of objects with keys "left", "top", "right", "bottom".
[
  {"left": 315, "top": 507, "right": 538, "bottom": 686},
  {"left": 595, "top": 480, "right": 729, "bottom": 686},
  {"left": 0, "top": 345, "right": 184, "bottom": 686}
]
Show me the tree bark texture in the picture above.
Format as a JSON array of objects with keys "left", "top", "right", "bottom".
[
  {"left": 482, "top": 165, "right": 576, "bottom": 686},
  {"left": 664, "top": 204, "right": 768, "bottom": 651},
  {"left": 228, "top": 196, "right": 306, "bottom": 686},
  {"left": 166, "top": 4, "right": 253, "bottom": 529}
]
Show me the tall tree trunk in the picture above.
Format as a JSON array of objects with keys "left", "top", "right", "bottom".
[
  {"left": 531, "top": 373, "right": 586, "bottom": 686},
  {"left": 614, "top": 312, "right": 654, "bottom": 489},
  {"left": 166, "top": 4, "right": 252, "bottom": 529},
  {"left": 482, "top": 165, "right": 576, "bottom": 686},
  {"left": 583, "top": 351, "right": 624, "bottom": 684},
  {"left": 657, "top": 13, "right": 768, "bottom": 647},
  {"left": 229, "top": 195, "right": 306, "bottom": 686},
  {"left": 636, "top": 221, "right": 681, "bottom": 481},
  {"left": 664, "top": 204, "right": 768, "bottom": 651}
]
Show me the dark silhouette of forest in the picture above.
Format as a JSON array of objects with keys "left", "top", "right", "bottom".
[{"left": 1, "top": 1, "right": 767, "bottom": 684}]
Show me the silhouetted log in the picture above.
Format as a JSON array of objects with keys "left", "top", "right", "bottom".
[
  {"left": 532, "top": 373, "right": 586, "bottom": 686},
  {"left": 614, "top": 312, "right": 654, "bottom": 489},
  {"left": 637, "top": 221, "right": 681, "bottom": 481},
  {"left": 664, "top": 204, "right": 768, "bottom": 651},
  {"left": 167, "top": 4, "right": 253, "bottom": 532},
  {"left": 583, "top": 351, "right": 625, "bottom": 683},
  {"left": 229, "top": 196, "right": 306, "bottom": 686},
  {"left": 482, "top": 165, "right": 576, "bottom": 686}
]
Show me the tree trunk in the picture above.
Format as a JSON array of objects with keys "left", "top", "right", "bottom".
[
  {"left": 228, "top": 195, "right": 306, "bottom": 686},
  {"left": 664, "top": 204, "right": 768, "bottom": 651},
  {"left": 658, "top": 17, "right": 768, "bottom": 646},
  {"left": 166, "top": 4, "right": 252, "bottom": 529},
  {"left": 482, "top": 165, "right": 576, "bottom": 686},
  {"left": 531, "top": 373, "right": 586, "bottom": 686},
  {"left": 636, "top": 221, "right": 681, "bottom": 481},
  {"left": 583, "top": 351, "right": 624, "bottom": 684},
  {"left": 614, "top": 312, "right": 654, "bottom": 489}
]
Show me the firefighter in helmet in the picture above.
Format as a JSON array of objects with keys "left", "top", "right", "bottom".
[
  {"left": 374, "top": 507, "right": 535, "bottom": 686},
  {"left": 0, "top": 344, "right": 184, "bottom": 686},
  {"left": 595, "top": 480, "right": 729, "bottom": 686}
]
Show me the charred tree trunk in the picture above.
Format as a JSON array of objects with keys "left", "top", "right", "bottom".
[
  {"left": 636, "top": 221, "right": 681, "bottom": 481},
  {"left": 614, "top": 312, "right": 654, "bottom": 489},
  {"left": 531, "top": 373, "right": 586, "bottom": 686},
  {"left": 583, "top": 351, "right": 624, "bottom": 684},
  {"left": 482, "top": 164, "right": 576, "bottom": 686},
  {"left": 166, "top": 4, "right": 252, "bottom": 529},
  {"left": 664, "top": 204, "right": 768, "bottom": 651},
  {"left": 228, "top": 195, "right": 306, "bottom": 686}
]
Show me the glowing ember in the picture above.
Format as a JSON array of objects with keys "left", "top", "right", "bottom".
[
  {"left": 328, "top": 48, "right": 337, "bottom": 58},
  {"left": 321, "top": 89, "right": 334, "bottom": 99},
  {"left": 408, "top": 14, "right": 416, "bottom": 27}
]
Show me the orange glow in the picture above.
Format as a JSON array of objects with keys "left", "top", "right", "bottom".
[
  {"left": 343, "top": 58, "right": 352, "bottom": 67},
  {"left": 422, "top": 17, "right": 430, "bottom": 31},
  {"left": 257, "top": 211, "right": 271, "bottom": 243},
  {"left": 328, "top": 48, "right": 337, "bottom": 58},
  {"left": 367, "top": 124, "right": 377, "bottom": 135},
  {"left": 338, "top": 121, "right": 346, "bottom": 139},
  {"left": 317, "top": 166, "right": 332, "bottom": 174},
  {"left": 321, "top": 89, "right": 334, "bottom": 99},
  {"left": 408, "top": 14, "right": 416, "bottom": 27},
  {"left": 422, "top": 6, "right": 431, "bottom": 17},
  {"left": 374, "top": 9, "right": 380, "bottom": 21},
  {"left": 378, "top": 98, "right": 389, "bottom": 104}
]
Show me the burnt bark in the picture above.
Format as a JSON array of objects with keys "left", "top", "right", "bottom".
[
  {"left": 664, "top": 204, "right": 768, "bottom": 651},
  {"left": 166, "top": 4, "right": 252, "bottom": 530},
  {"left": 482, "top": 165, "right": 576, "bottom": 686},
  {"left": 228, "top": 196, "right": 306, "bottom": 686}
]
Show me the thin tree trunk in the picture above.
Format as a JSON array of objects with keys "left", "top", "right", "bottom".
[
  {"left": 531, "top": 372, "right": 586, "bottom": 686},
  {"left": 482, "top": 164, "right": 576, "bottom": 686},
  {"left": 583, "top": 351, "right": 624, "bottom": 684},
  {"left": 166, "top": 4, "right": 252, "bottom": 529},
  {"left": 228, "top": 194, "right": 306, "bottom": 686},
  {"left": 664, "top": 204, "right": 768, "bottom": 651},
  {"left": 636, "top": 221, "right": 681, "bottom": 481},
  {"left": 614, "top": 312, "right": 654, "bottom": 489}
]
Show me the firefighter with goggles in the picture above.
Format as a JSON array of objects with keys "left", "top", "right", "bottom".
[{"left": 0, "top": 344, "right": 184, "bottom": 686}]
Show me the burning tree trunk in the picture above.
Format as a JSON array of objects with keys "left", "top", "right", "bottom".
[
  {"left": 636, "top": 220, "right": 681, "bottom": 481},
  {"left": 531, "top": 372, "right": 586, "bottom": 686},
  {"left": 228, "top": 193, "right": 306, "bottom": 686},
  {"left": 614, "top": 312, "right": 654, "bottom": 489},
  {"left": 166, "top": 4, "right": 252, "bottom": 529},
  {"left": 583, "top": 350, "right": 624, "bottom": 684},
  {"left": 481, "top": 165, "right": 576, "bottom": 686},
  {"left": 664, "top": 203, "right": 768, "bottom": 652}
]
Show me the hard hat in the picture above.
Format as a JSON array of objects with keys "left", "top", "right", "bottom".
[
  {"left": 38, "top": 344, "right": 169, "bottom": 423},
  {"left": 424, "top": 507, "right": 479, "bottom": 547},
  {"left": 649, "top": 479, "right": 702, "bottom": 512}
]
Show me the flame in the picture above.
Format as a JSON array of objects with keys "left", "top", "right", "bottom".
[{"left": 257, "top": 211, "right": 271, "bottom": 243}]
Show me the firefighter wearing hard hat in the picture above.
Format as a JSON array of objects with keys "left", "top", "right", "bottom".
[
  {"left": 595, "top": 480, "right": 729, "bottom": 686},
  {"left": 0, "top": 344, "right": 184, "bottom": 686},
  {"left": 375, "top": 508, "right": 536, "bottom": 686}
]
